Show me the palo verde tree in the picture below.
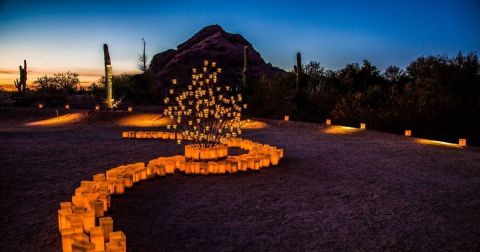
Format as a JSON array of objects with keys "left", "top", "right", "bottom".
[{"left": 163, "top": 60, "right": 246, "bottom": 148}]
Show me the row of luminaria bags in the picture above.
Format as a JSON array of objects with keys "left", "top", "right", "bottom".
[{"left": 58, "top": 132, "right": 284, "bottom": 251}]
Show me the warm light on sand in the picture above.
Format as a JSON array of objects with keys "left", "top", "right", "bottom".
[
  {"left": 232, "top": 120, "right": 268, "bottom": 129},
  {"left": 26, "top": 113, "right": 85, "bottom": 126},
  {"left": 323, "top": 125, "right": 360, "bottom": 135},
  {"left": 414, "top": 139, "right": 461, "bottom": 148},
  {"left": 116, "top": 113, "right": 171, "bottom": 127}
]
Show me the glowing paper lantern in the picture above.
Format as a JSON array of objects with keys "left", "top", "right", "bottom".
[
  {"left": 277, "top": 149, "right": 285, "bottom": 158},
  {"left": 200, "top": 148, "right": 209, "bottom": 160},
  {"left": 105, "top": 242, "right": 123, "bottom": 252},
  {"left": 261, "top": 155, "right": 271, "bottom": 167},
  {"left": 67, "top": 214, "right": 84, "bottom": 233},
  {"left": 99, "top": 217, "right": 113, "bottom": 242},
  {"left": 127, "top": 106, "right": 133, "bottom": 112},
  {"left": 106, "top": 179, "right": 116, "bottom": 194},
  {"left": 165, "top": 160, "right": 175, "bottom": 174},
  {"left": 95, "top": 105, "right": 100, "bottom": 111},
  {"left": 218, "top": 145, "right": 228, "bottom": 158},
  {"left": 247, "top": 158, "right": 255, "bottom": 170},
  {"left": 61, "top": 228, "right": 75, "bottom": 252},
  {"left": 207, "top": 161, "right": 217, "bottom": 174},
  {"left": 146, "top": 165, "right": 155, "bottom": 179},
  {"left": 284, "top": 115, "right": 289, "bottom": 121},
  {"left": 38, "top": 103, "right": 43, "bottom": 109},
  {"left": 360, "top": 123, "right": 366, "bottom": 129},
  {"left": 254, "top": 158, "right": 261, "bottom": 170},
  {"left": 193, "top": 162, "right": 201, "bottom": 174},
  {"left": 218, "top": 161, "right": 226, "bottom": 174},
  {"left": 72, "top": 195, "right": 85, "bottom": 210},
  {"left": 405, "top": 130, "right": 412, "bottom": 137},
  {"left": 109, "top": 231, "right": 126, "bottom": 252},
  {"left": 183, "top": 162, "right": 191, "bottom": 174},
  {"left": 58, "top": 202, "right": 73, "bottom": 230},
  {"left": 93, "top": 174, "right": 105, "bottom": 188},
  {"left": 325, "top": 119, "right": 332, "bottom": 125},
  {"left": 240, "top": 159, "right": 248, "bottom": 171},
  {"left": 82, "top": 210, "right": 95, "bottom": 233},
  {"left": 270, "top": 151, "right": 280, "bottom": 166},
  {"left": 65, "top": 104, "right": 70, "bottom": 109},
  {"left": 229, "top": 160, "right": 238, "bottom": 173},
  {"left": 184, "top": 145, "right": 193, "bottom": 159},
  {"left": 89, "top": 226, "right": 105, "bottom": 252},
  {"left": 98, "top": 193, "right": 110, "bottom": 211},
  {"left": 115, "top": 176, "right": 125, "bottom": 194},
  {"left": 209, "top": 148, "right": 218, "bottom": 160},
  {"left": 91, "top": 200, "right": 104, "bottom": 218},
  {"left": 459, "top": 138, "right": 467, "bottom": 148}
]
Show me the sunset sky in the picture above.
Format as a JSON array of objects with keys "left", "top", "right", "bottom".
[{"left": 0, "top": 0, "right": 478, "bottom": 90}]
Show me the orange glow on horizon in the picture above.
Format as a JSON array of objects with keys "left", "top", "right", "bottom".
[{"left": 0, "top": 67, "right": 142, "bottom": 88}]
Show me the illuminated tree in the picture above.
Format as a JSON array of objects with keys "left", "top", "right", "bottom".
[{"left": 163, "top": 60, "right": 246, "bottom": 148}]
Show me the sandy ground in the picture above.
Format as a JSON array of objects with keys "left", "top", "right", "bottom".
[{"left": 0, "top": 110, "right": 480, "bottom": 251}]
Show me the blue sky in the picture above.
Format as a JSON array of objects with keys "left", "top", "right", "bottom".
[{"left": 0, "top": 0, "right": 478, "bottom": 85}]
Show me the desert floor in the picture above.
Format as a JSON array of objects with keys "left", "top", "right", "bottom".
[{"left": 0, "top": 109, "right": 479, "bottom": 251}]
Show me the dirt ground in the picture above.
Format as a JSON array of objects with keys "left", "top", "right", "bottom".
[{"left": 1, "top": 109, "right": 479, "bottom": 251}]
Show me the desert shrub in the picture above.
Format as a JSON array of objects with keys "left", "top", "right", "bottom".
[{"left": 245, "top": 52, "right": 480, "bottom": 145}]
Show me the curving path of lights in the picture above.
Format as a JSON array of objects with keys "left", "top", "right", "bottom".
[{"left": 57, "top": 132, "right": 284, "bottom": 252}]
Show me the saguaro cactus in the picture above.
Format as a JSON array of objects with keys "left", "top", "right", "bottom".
[
  {"left": 242, "top": 45, "right": 248, "bottom": 88},
  {"left": 14, "top": 60, "right": 27, "bottom": 93},
  {"left": 295, "top": 52, "right": 302, "bottom": 91},
  {"left": 103, "top": 44, "right": 113, "bottom": 110}
]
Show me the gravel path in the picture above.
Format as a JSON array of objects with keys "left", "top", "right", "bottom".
[{"left": 1, "top": 115, "right": 479, "bottom": 251}]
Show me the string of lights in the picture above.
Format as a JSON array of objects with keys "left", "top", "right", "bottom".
[{"left": 163, "top": 60, "right": 247, "bottom": 148}]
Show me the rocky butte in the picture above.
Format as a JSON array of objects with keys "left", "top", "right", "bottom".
[{"left": 149, "top": 25, "right": 284, "bottom": 90}]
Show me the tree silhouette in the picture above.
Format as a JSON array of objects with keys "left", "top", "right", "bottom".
[{"left": 138, "top": 38, "right": 148, "bottom": 72}]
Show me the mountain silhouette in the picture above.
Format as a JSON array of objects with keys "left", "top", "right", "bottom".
[{"left": 149, "top": 25, "right": 284, "bottom": 88}]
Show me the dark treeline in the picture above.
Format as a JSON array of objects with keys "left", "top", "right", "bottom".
[
  {"left": 2, "top": 52, "right": 478, "bottom": 145},
  {"left": 5, "top": 71, "right": 161, "bottom": 108},
  {"left": 245, "top": 52, "right": 480, "bottom": 146}
]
